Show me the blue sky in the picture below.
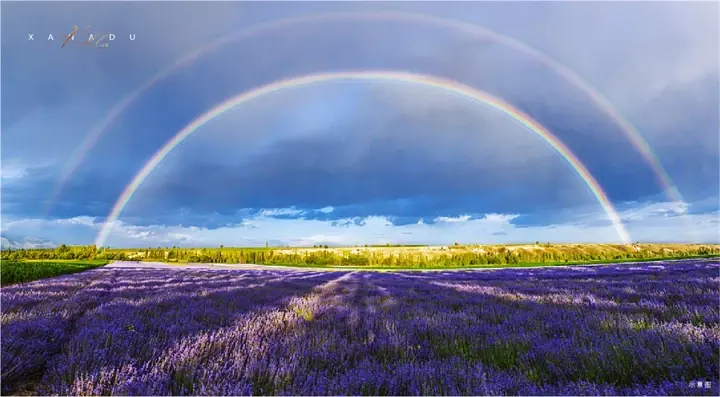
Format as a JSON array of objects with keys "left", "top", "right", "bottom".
[{"left": 1, "top": 1, "right": 718, "bottom": 248}]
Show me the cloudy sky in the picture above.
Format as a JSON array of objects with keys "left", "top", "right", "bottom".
[{"left": 1, "top": 1, "right": 718, "bottom": 248}]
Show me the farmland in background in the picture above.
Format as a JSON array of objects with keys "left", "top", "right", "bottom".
[{"left": 2, "top": 243, "right": 718, "bottom": 269}]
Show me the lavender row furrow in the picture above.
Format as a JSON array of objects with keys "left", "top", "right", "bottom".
[{"left": 2, "top": 260, "right": 718, "bottom": 395}]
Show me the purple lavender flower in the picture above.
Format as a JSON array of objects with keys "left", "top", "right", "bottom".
[{"left": 1, "top": 260, "right": 717, "bottom": 395}]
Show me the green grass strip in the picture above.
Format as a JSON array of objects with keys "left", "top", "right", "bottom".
[{"left": 0, "top": 260, "right": 109, "bottom": 286}]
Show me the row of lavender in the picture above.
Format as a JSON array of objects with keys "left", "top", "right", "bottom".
[{"left": 2, "top": 260, "right": 718, "bottom": 395}]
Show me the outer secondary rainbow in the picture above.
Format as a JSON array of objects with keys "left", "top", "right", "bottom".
[
  {"left": 94, "top": 71, "right": 632, "bottom": 247},
  {"left": 50, "top": 11, "right": 683, "bottom": 217}
]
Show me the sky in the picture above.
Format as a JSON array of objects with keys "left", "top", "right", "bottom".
[{"left": 1, "top": 1, "right": 718, "bottom": 248}]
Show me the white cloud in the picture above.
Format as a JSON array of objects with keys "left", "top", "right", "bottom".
[
  {"left": 480, "top": 213, "right": 520, "bottom": 224},
  {"left": 0, "top": 165, "right": 29, "bottom": 180},
  {"left": 2, "top": 201, "right": 717, "bottom": 248},
  {"left": 55, "top": 216, "right": 98, "bottom": 226},
  {"left": 434, "top": 214, "right": 472, "bottom": 223},
  {"left": 1, "top": 236, "right": 57, "bottom": 249},
  {"left": 258, "top": 207, "right": 306, "bottom": 217},
  {"left": 620, "top": 201, "right": 689, "bottom": 222}
]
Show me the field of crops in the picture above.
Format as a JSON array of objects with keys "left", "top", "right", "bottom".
[
  {"left": 5, "top": 243, "right": 719, "bottom": 269},
  {"left": 1, "top": 259, "right": 718, "bottom": 395}
]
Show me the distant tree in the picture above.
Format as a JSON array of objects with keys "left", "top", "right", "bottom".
[{"left": 323, "top": 244, "right": 329, "bottom": 249}]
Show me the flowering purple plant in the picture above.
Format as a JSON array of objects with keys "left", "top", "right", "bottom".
[{"left": 2, "top": 259, "right": 718, "bottom": 395}]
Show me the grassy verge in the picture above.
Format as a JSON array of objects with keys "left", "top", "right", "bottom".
[
  {"left": 21, "top": 259, "right": 110, "bottom": 264},
  {"left": 0, "top": 260, "right": 109, "bottom": 286},
  {"left": 146, "top": 254, "right": 719, "bottom": 272}
]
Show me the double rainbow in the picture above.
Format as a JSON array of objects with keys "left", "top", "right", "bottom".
[{"left": 50, "top": 11, "right": 682, "bottom": 216}]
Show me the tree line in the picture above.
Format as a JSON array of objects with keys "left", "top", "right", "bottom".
[{"left": 2, "top": 244, "right": 718, "bottom": 268}]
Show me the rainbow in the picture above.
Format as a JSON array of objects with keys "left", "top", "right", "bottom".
[
  {"left": 94, "top": 71, "right": 632, "bottom": 247},
  {"left": 50, "top": 11, "right": 683, "bottom": 216}
]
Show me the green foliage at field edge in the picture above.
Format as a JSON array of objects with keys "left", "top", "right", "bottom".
[
  {"left": 0, "top": 260, "right": 109, "bottom": 286},
  {"left": 1, "top": 243, "right": 718, "bottom": 269}
]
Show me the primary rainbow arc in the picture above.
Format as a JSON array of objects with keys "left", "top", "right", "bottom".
[{"left": 94, "top": 71, "right": 632, "bottom": 247}]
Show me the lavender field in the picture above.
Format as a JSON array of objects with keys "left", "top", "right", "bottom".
[{"left": 2, "top": 259, "right": 719, "bottom": 396}]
